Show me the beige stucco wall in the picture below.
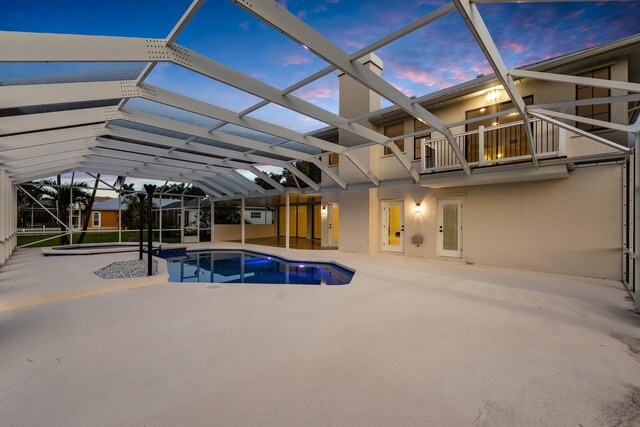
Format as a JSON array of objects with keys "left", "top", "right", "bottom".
[
  {"left": 322, "top": 52, "right": 629, "bottom": 279},
  {"left": 343, "top": 56, "right": 631, "bottom": 183},
  {"left": 213, "top": 224, "right": 276, "bottom": 242},
  {"left": 372, "top": 164, "right": 622, "bottom": 280}
]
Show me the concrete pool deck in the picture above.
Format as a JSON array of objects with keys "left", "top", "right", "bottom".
[{"left": 0, "top": 244, "right": 639, "bottom": 426}]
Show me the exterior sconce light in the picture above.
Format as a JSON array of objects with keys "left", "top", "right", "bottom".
[
  {"left": 321, "top": 204, "right": 327, "bottom": 216},
  {"left": 414, "top": 203, "right": 422, "bottom": 215}
]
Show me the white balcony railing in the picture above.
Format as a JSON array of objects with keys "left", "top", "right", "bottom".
[{"left": 419, "top": 118, "right": 566, "bottom": 173}]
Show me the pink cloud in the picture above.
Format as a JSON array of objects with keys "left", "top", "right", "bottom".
[
  {"left": 295, "top": 85, "right": 338, "bottom": 102},
  {"left": 566, "top": 9, "right": 585, "bottom": 19},
  {"left": 343, "top": 39, "right": 365, "bottom": 50},
  {"left": 501, "top": 41, "right": 526, "bottom": 54},
  {"left": 395, "top": 68, "right": 439, "bottom": 87},
  {"left": 280, "top": 53, "right": 312, "bottom": 66},
  {"left": 391, "top": 83, "right": 414, "bottom": 97}
]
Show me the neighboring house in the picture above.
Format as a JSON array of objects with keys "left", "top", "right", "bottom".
[
  {"left": 89, "top": 197, "right": 179, "bottom": 230},
  {"left": 316, "top": 36, "right": 639, "bottom": 281},
  {"left": 245, "top": 207, "right": 274, "bottom": 224}
]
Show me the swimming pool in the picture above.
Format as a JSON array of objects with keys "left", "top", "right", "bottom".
[{"left": 164, "top": 250, "right": 354, "bottom": 285}]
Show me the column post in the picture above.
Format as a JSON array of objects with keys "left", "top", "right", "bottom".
[
  {"left": 211, "top": 200, "right": 215, "bottom": 243},
  {"left": 137, "top": 192, "right": 146, "bottom": 260},
  {"left": 144, "top": 185, "right": 157, "bottom": 276},
  {"left": 478, "top": 125, "right": 485, "bottom": 166},
  {"left": 241, "top": 197, "right": 245, "bottom": 245},
  {"left": 634, "top": 135, "right": 640, "bottom": 313},
  {"left": 285, "top": 192, "right": 290, "bottom": 250}
]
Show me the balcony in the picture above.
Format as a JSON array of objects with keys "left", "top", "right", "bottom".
[{"left": 419, "top": 118, "right": 566, "bottom": 174}]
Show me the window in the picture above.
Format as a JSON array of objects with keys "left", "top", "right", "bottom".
[
  {"left": 328, "top": 152, "right": 339, "bottom": 166},
  {"left": 383, "top": 122, "right": 405, "bottom": 156},
  {"left": 413, "top": 118, "right": 431, "bottom": 160},
  {"left": 328, "top": 140, "right": 340, "bottom": 165},
  {"left": 576, "top": 67, "right": 610, "bottom": 131},
  {"left": 464, "top": 96, "right": 533, "bottom": 162},
  {"left": 250, "top": 212, "right": 261, "bottom": 219},
  {"left": 92, "top": 211, "right": 100, "bottom": 227}
]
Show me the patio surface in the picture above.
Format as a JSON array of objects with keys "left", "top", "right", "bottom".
[{"left": 0, "top": 244, "right": 639, "bottom": 426}]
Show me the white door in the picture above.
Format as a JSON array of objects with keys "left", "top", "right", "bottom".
[
  {"left": 382, "top": 200, "right": 404, "bottom": 253},
  {"left": 437, "top": 199, "right": 462, "bottom": 258},
  {"left": 183, "top": 208, "right": 199, "bottom": 243},
  {"left": 327, "top": 203, "right": 339, "bottom": 247}
]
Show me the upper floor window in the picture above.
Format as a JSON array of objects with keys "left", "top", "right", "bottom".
[
  {"left": 383, "top": 122, "right": 405, "bottom": 156},
  {"left": 413, "top": 118, "right": 431, "bottom": 160},
  {"left": 328, "top": 152, "right": 339, "bottom": 166},
  {"left": 576, "top": 67, "right": 610, "bottom": 131},
  {"left": 464, "top": 95, "right": 534, "bottom": 162}
]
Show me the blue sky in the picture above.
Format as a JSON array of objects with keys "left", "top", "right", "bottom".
[
  {"left": 1, "top": 0, "right": 638, "bottom": 190},
  {"left": 1, "top": 0, "right": 638, "bottom": 126}
]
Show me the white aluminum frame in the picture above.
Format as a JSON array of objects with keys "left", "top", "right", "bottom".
[{"left": 0, "top": 0, "right": 635, "bottom": 205}]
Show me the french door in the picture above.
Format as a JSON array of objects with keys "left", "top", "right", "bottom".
[
  {"left": 382, "top": 200, "right": 404, "bottom": 253},
  {"left": 437, "top": 199, "right": 462, "bottom": 258}
]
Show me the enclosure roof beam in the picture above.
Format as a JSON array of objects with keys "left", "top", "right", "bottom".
[
  {"left": 530, "top": 108, "right": 640, "bottom": 134},
  {"left": 528, "top": 93, "right": 640, "bottom": 111},
  {"left": 234, "top": 2, "right": 455, "bottom": 117},
  {"left": 13, "top": 168, "right": 76, "bottom": 184},
  {"left": 233, "top": 0, "right": 442, "bottom": 180},
  {"left": 452, "top": 0, "right": 538, "bottom": 168},
  {"left": 0, "top": 30, "right": 402, "bottom": 185},
  {"left": 0, "top": 80, "right": 345, "bottom": 157},
  {"left": 509, "top": 68, "right": 640, "bottom": 93},
  {"left": 248, "top": 166, "right": 285, "bottom": 192},
  {"left": 202, "top": 176, "right": 245, "bottom": 197},
  {"left": 228, "top": 170, "right": 267, "bottom": 195},
  {"left": 192, "top": 180, "right": 224, "bottom": 199},
  {"left": 529, "top": 112, "right": 630, "bottom": 152}
]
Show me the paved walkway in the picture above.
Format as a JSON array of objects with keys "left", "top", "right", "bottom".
[{"left": 0, "top": 245, "right": 638, "bottom": 426}]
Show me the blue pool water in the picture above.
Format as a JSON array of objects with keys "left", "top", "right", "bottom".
[{"left": 164, "top": 250, "right": 354, "bottom": 285}]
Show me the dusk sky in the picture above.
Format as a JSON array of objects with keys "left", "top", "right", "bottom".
[{"left": 1, "top": 0, "right": 638, "bottom": 190}]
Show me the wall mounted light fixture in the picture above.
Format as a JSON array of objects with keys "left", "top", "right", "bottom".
[
  {"left": 414, "top": 202, "right": 422, "bottom": 215},
  {"left": 321, "top": 204, "right": 327, "bottom": 216}
]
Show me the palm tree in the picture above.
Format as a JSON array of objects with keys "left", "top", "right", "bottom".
[
  {"left": 36, "top": 177, "right": 90, "bottom": 245},
  {"left": 254, "top": 161, "right": 320, "bottom": 190},
  {"left": 77, "top": 174, "right": 100, "bottom": 244}
]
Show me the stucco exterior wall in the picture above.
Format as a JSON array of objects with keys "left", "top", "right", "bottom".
[
  {"left": 213, "top": 224, "right": 276, "bottom": 242},
  {"left": 461, "top": 164, "right": 621, "bottom": 279},
  {"left": 373, "top": 164, "right": 622, "bottom": 280},
  {"left": 359, "top": 56, "right": 630, "bottom": 183}
]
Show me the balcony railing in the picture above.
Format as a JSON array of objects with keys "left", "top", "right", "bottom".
[{"left": 419, "top": 118, "right": 566, "bottom": 173}]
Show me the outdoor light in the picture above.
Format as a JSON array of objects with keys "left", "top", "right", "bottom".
[
  {"left": 485, "top": 87, "right": 503, "bottom": 103},
  {"left": 321, "top": 204, "right": 327, "bottom": 216},
  {"left": 414, "top": 202, "right": 422, "bottom": 215}
]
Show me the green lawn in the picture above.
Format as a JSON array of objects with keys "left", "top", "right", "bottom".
[{"left": 18, "top": 231, "right": 182, "bottom": 247}]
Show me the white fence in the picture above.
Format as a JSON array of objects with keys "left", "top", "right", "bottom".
[{"left": 17, "top": 226, "right": 63, "bottom": 236}]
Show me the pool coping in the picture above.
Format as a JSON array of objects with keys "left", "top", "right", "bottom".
[
  {"left": 169, "top": 247, "right": 357, "bottom": 275},
  {"left": 42, "top": 242, "right": 186, "bottom": 257}
]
